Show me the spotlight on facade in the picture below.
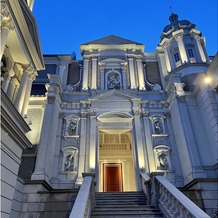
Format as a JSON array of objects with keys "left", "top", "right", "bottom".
[{"left": 205, "top": 76, "right": 212, "bottom": 84}]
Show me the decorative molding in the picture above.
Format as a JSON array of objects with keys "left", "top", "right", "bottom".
[
  {"left": 89, "top": 110, "right": 96, "bottom": 116},
  {"left": 2, "top": 18, "right": 15, "bottom": 30},
  {"left": 1, "top": 3, "right": 10, "bottom": 18},
  {"left": 80, "top": 112, "right": 88, "bottom": 118}
]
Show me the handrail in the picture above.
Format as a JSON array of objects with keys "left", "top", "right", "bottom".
[
  {"left": 155, "top": 176, "right": 210, "bottom": 218},
  {"left": 140, "top": 173, "right": 210, "bottom": 217},
  {"left": 69, "top": 173, "right": 95, "bottom": 218}
]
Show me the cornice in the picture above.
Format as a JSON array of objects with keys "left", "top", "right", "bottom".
[{"left": 1, "top": 90, "right": 32, "bottom": 149}]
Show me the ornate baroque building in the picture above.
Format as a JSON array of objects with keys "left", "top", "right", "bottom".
[{"left": 1, "top": 1, "right": 218, "bottom": 217}]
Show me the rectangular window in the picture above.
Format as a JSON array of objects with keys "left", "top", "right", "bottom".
[
  {"left": 187, "top": 49, "right": 196, "bottom": 63},
  {"left": 174, "top": 52, "right": 181, "bottom": 67}
]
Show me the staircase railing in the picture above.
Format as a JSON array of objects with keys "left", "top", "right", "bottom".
[
  {"left": 69, "top": 173, "right": 95, "bottom": 218},
  {"left": 141, "top": 173, "right": 210, "bottom": 218}
]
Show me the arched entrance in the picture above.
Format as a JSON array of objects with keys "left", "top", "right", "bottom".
[{"left": 97, "top": 112, "right": 137, "bottom": 192}]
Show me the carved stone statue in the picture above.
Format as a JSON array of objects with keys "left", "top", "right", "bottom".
[
  {"left": 67, "top": 121, "right": 76, "bottom": 135},
  {"left": 64, "top": 154, "right": 74, "bottom": 171},
  {"left": 157, "top": 151, "right": 168, "bottom": 170},
  {"left": 154, "top": 119, "right": 163, "bottom": 134}
]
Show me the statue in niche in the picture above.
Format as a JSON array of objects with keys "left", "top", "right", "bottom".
[
  {"left": 67, "top": 121, "right": 77, "bottom": 135},
  {"left": 153, "top": 119, "right": 163, "bottom": 134},
  {"left": 107, "top": 74, "right": 120, "bottom": 90},
  {"left": 157, "top": 151, "right": 168, "bottom": 170},
  {"left": 64, "top": 154, "right": 74, "bottom": 171}
]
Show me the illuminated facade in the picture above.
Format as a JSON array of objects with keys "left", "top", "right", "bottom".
[
  {"left": 0, "top": 0, "right": 44, "bottom": 217},
  {"left": 1, "top": 4, "right": 218, "bottom": 217}
]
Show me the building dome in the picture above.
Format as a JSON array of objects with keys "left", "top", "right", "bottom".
[{"left": 161, "top": 13, "right": 196, "bottom": 40}]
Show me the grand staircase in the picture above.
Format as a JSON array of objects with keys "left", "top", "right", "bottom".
[{"left": 91, "top": 191, "right": 163, "bottom": 218}]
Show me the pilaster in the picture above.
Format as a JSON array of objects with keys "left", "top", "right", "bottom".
[
  {"left": 169, "top": 83, "right": 206, "bottom": 184},
  {"left": 89, "top": 110, "right": 97, "bottom": 171},
  {"left": 76, "top": 112, "right": 88, "bottom": 185},
  {"left": 82, "top": 58, "right": 89, "bottom": 90},
  {"left": 162, "top": 42, "right": 172, "bottom": 72},
  {"left": 142, "top": 112, "right": 155, "bottom": 172},
  {"left": 31, "top": 75, "right": 62, "bottom": 184},
  {"left": 91, "top": 56, "right": 98, "bottom": 89},
  {"left": 136, "top": 57, "right": 145, "bottom": 90},
  {"left": 190, "top": 30, "right": 207, "bottom": 63},
  {"left": 127, "top": 55, "right": 136, "bottom": 89},
  {"left": 173, "top": 30, "right": 188, "bottom": 64}
]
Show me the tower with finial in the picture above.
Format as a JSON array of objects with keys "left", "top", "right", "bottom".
[{"left": 156, "top": 11, "right": 210, "bottom": 89}]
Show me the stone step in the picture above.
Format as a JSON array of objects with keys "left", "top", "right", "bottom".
[
  {"left": 91, "top": 192, "right": 163, "bottom": 218},
  {"left": 91, "top": 211, "right": 163, "bottom": 218},
  {"left": 92, "top": 207, "right": 159, "bottom": 211}
]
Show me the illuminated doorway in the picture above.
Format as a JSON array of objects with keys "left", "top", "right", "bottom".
[{"left": 99, "top": 130, "right": 136, "bottom": 192}]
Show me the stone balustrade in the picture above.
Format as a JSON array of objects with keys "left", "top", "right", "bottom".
[{"left": 141, "top": 173, "right": 210, "bottom": 218}]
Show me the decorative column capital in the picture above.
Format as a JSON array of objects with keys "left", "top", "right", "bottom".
[
  {"left": 89, "top": 110, "right": 96, "bottom": 116},
  {"left": 172, "top": 29, "right": 184, "bottom": 41},
  {"left": 80, "top": 112, "right": 88, "bottom": 118},
  {"left": 133, "top": 109, "right": 141, "bottom": 116},
  {"left": 126, "top": 54, "right": 135, "bottom": 58},
  {"left": 1, "top": 4, "right": 10, "bottom": 18},
  {"left": 1, "top": 18, "right": 15, "bottom": 30}
]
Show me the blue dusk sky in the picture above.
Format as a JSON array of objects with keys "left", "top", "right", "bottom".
[{"left": 33, "top": 0, "right": 217, "bottom": 60}]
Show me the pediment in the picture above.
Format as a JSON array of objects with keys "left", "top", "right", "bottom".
[
  {"left": 81, "top": 35, "right": 143, "bottom": 46},
  {"left": 89, "top": 90, "right": 140, "bottom": 102}
]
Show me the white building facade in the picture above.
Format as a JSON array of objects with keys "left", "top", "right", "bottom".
[{"left": 1, "top": 5, "right": 218, "bottom": 218}]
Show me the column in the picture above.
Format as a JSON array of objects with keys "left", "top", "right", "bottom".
[
  {"left": 14, "top": 68, "right": 29, "bottom": 113},
  {"left": 121, "top": 64, "right": 127, "bottom": 89},
  {"left": 128, "top": 56, "right": 136, "bottom": 89},
  {"left": 1, "top": 70, "right": 14, "bottom": 93},
  {"left": 91, "top": 57, "right": 97, "bottom": 89},
  {"left": 89, "top": 111, "right": 97, "bottom": 171},
  {"left": 194, "top": 35, "right": 207, "bottom": 63},
  {"left": 1, "top": 19, "right": 15, "bottom": 59},
  {"left": 76, "top": 112, "right": 88, "bottom": 185},
  {"left": 173, "top": 31, "right": 188, "bottom": 63},
  {"left": 162, "top": 43, "right": 172, "bottom": 72},
  {"left": 82, "top": 58, "right": 89, "bottom": 90},
  {"left": 21, "top": 72, "right": 37, "bottom": 116},
  {"left": 156, "top": 48, "right": 168, "bottom": 88},
  {"left": 136, "top": 57, "right": 145, "bottom": 90}
]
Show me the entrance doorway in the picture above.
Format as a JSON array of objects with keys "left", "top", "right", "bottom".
[
  {"left": 103, "top": 163, "right": 122, "bottom": 192},
  {"left": 98, "top": 130, "right": 136, "bottom": 192}
]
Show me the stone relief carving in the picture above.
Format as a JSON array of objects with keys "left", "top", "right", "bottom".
[
  {"left": 157, "top": 151, "right": 169, "bottom": 170},
  {"left": 107, "top": 73, "right": 121, "bottom": 90},
  {"left": 64, "top": 116, "right": 80, "bottom": 137},
  {"left": 61, "top": 146, "right": 79, "bottom": 176},
  {"left": 64, "top": 153, "right": 75, "bottom": 171},
  {"left": 149, "top": 115, "right": 166, "bottom": 135},
  {"left": 153, "top": 119, "right": 163, "bottom": 134},
  {"left": 67, "top": 121, "right": 77, "bottom": 135},
  {"left": 154, "top": 145, "right": 171, "bottom": 171}
]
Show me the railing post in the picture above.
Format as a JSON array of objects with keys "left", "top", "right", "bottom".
[
  {"left": 69, "top": 173, "right": 95, "bottom": 218},
  {"left": 82, "top": 173, "right": 96, "bottom": 210},
  {"left": 150, "top": 172, "right": 164, "bottom": 208}
]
